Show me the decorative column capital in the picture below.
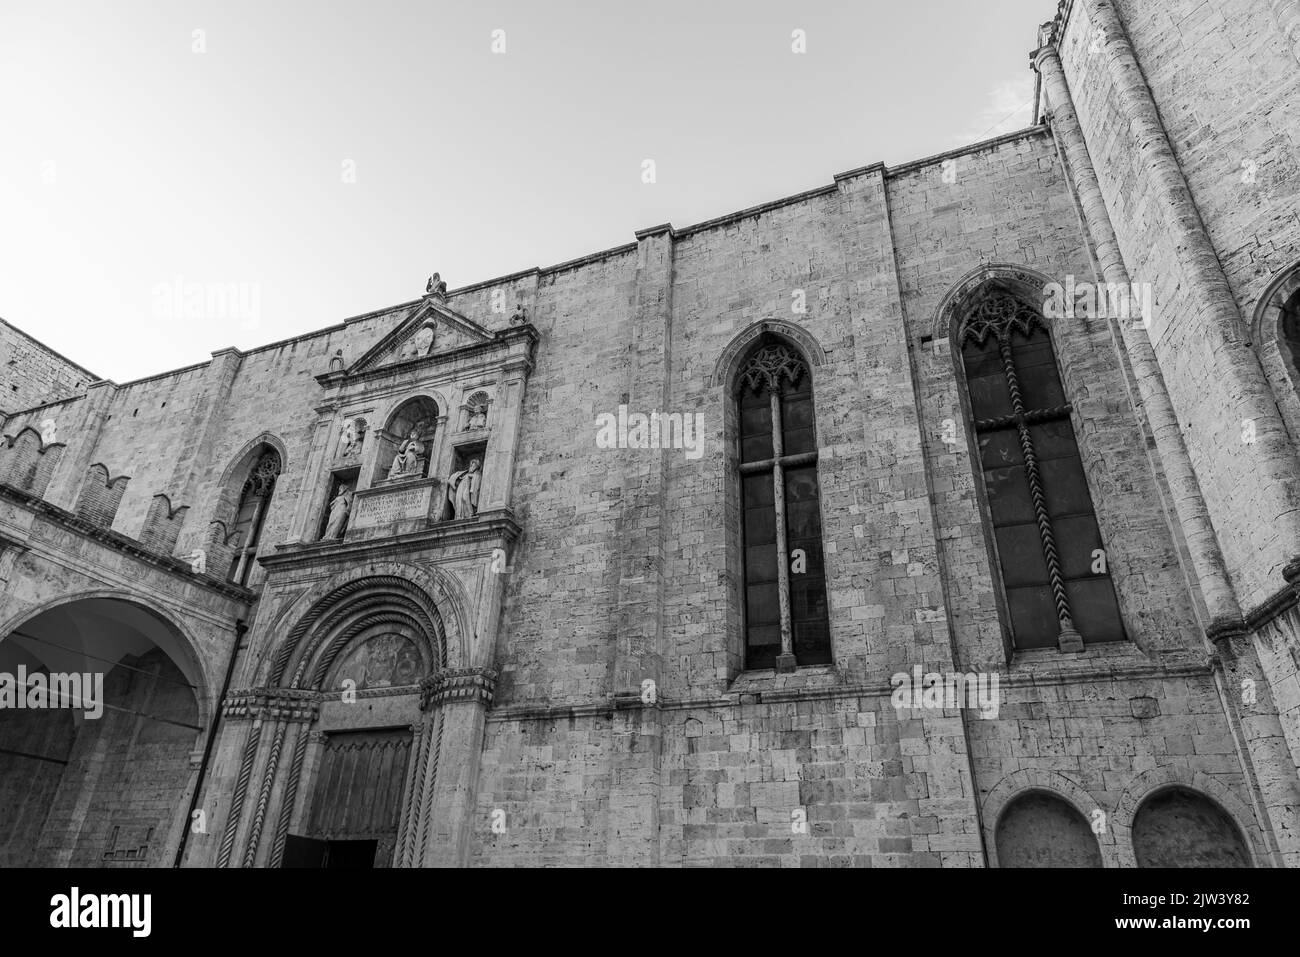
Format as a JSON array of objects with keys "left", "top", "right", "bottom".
[
  {"left": 1030, "top": 43, "right": 1060, "bottom": 74},
  {"left": 222, "top": 687, "right": 320, "bottom": 723},
  {"left": 419, "top": 667, "right": 498, "bottom": 710}
]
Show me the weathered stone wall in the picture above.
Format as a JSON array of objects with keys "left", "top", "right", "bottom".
[
  {"left": 467, "top": 129, "right": 1265, "bottom": 866},
  {"left": 1, "top": 0, "right": 1296, "bottom": 867},
  {"left": 1056, "top": 0, "right": 1300, "bottom": 608},
  {"left": 0, "top": 317, "right": 95, "bottom": 417}
]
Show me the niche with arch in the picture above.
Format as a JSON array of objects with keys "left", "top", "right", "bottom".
[
  {"left": 1131, "top": 787, "right": 1251, "bottom": 868},
  {"left": 374, "top": 396, "right": 438, "bottom": 484},
  {"left": 994, "top": 791, "right": 1102, "bottom": 867}
]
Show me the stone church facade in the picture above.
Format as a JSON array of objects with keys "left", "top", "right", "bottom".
[{"left": 2, "top": 0, "right": 1300, "bottom": 867}]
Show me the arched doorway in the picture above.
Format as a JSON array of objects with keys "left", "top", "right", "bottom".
[
  {"left": 1132, "top": 787, "right": 1252, "bottom": 867},
  {"left": 223, "top": 573, "right": 449, "bottom": 868},
  {"left": 994, "top": 791, "right": 1103, "bottom": 867},
  {"left": 0, "top": 598, "right": 205, "bottom": 866}
]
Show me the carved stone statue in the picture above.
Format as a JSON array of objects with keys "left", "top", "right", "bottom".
[
  {"left": 324, "top": 486, "right": 352, "bottom": 539},
  {"left": 509, "top": 303, "right": 528, "bottom": 326},
  {"left": 404, "top": 324, "right": 435, "bottom": 358},
  {"left": 426, "top": 272, "right": 447, "bottom": 297},
  {"left": 339, "top": 417, "right": 367, "bottom": 458},
  {"left": 447, "top": 458, "right": 481, "bottom": 519},
  {"left": 388, "top": 430, "right": 425, "bottom": 479},
  {"left": 465, "top": 392, "right": 490, "bottom": 431},
  {"left": 328, "top": 349, "right": 345, "bottom": 373}
]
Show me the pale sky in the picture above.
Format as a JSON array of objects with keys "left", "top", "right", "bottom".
[{"left": 0, "top": 0, "right": 1050, "bottom": 383}]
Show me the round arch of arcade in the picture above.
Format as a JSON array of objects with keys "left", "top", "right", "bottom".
[
  {"left": 0, "top": 587, "right": 215, "bottom": 724},
  {"left": 218, "top": 562, "right": 487, "bottom": 870},
  {"left": 0, "top": 590, "right": 214, "bottom": 868}
]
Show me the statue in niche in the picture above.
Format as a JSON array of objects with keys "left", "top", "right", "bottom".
[
  {"left": 388, "top": 429, "right": 425, "bottom": 479},
  {"left": 465, "top": 393, "right": 489, "bottom": 431},
  {"left": 426, "top": 272, "right": 447, "bottom": 297},
  {"left": 328, "top": 349, "right": 345, "bottom": 373},
  {"left": 339, "top": 417, "right": 367, "bottom": 458},
  {"left": 509, "top": 303, "right": 528, "bottom": 326},
  {"left": 447, "top": 458, "right": 481, "bottom": 518},
  {"left": 324, "top": 486, "right": 352, "bottom": 539}
]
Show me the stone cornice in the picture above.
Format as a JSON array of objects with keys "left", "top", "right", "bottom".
[
  {"left": 262, "top": 508, "right": 522, "bottom": 570},
  {"left": 485, "top": 659, "right": 1218, "bottom": 721},
  {"left": 0, "top": 483, "right": 255, "bottom": 603},
  {"left": 420, "top": 667, "right": 497, "bottom": 710},
  {"left": 223, "top": 688, "right": 321, "bottom": 722}
]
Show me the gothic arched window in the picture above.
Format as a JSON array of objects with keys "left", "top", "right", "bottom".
[
  {"left": 735, "top": 338, "right": 830, "bottom": 671},
  {"left": 228, "top": 449, "right": 281, "bottom": 585},
  {"left": 958, "top": 292, "right": 1124, "bottom": 650}
]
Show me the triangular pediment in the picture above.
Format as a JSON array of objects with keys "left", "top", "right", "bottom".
[{"left": 348, "top": 299, "right": 494, "bottom": 374}]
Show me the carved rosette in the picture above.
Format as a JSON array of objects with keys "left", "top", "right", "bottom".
[
  {"left": 418, "top": 667, "right": 497, "bottom": 711},
  {"left": 222, "top": 688, "right": 320, "bottom": 723}
]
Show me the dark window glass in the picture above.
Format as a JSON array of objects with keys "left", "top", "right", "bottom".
[
  {"left": 227, "top": 450, "right": 280, "bottom": 585},
  {"left": 736, "top": 340, "right": 830, "bottom": 668},
  {"left": 960, "top": 294, "right": 1124, "bottom": 649}
]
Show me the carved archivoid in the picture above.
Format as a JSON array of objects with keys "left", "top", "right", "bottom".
[{"left": 333, "top": 633, "right": 422, "bottom": 690}]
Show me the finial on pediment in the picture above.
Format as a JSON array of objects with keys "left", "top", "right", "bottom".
[{"left": 425, "top": 272, "right": 448, "bottom": 300}]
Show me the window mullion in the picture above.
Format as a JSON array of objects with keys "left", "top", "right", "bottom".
[
  {"left": 769, "top": 383, "right": 795, "bottom": 671},
  {"left": 998, "top": 335, "right": 1079, "bottom": 644}
]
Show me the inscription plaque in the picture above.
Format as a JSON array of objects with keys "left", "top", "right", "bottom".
[{"left": 350, "top": 480, "right": 437, "bottom": 529}]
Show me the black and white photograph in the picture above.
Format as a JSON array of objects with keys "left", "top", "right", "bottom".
[{"left": 0, "top": 0, "right": 1291, "bottom": 932}]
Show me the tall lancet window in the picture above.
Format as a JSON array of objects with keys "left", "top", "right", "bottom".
[
  {"left": 228, "top": 449, "right": 281, "bottom": 586},
  {"left": 958, "top": 292, "right": 1124, "bottom": 650},
  {"left": 736, "top": 338, "right": 830, "bottom": 671}
]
